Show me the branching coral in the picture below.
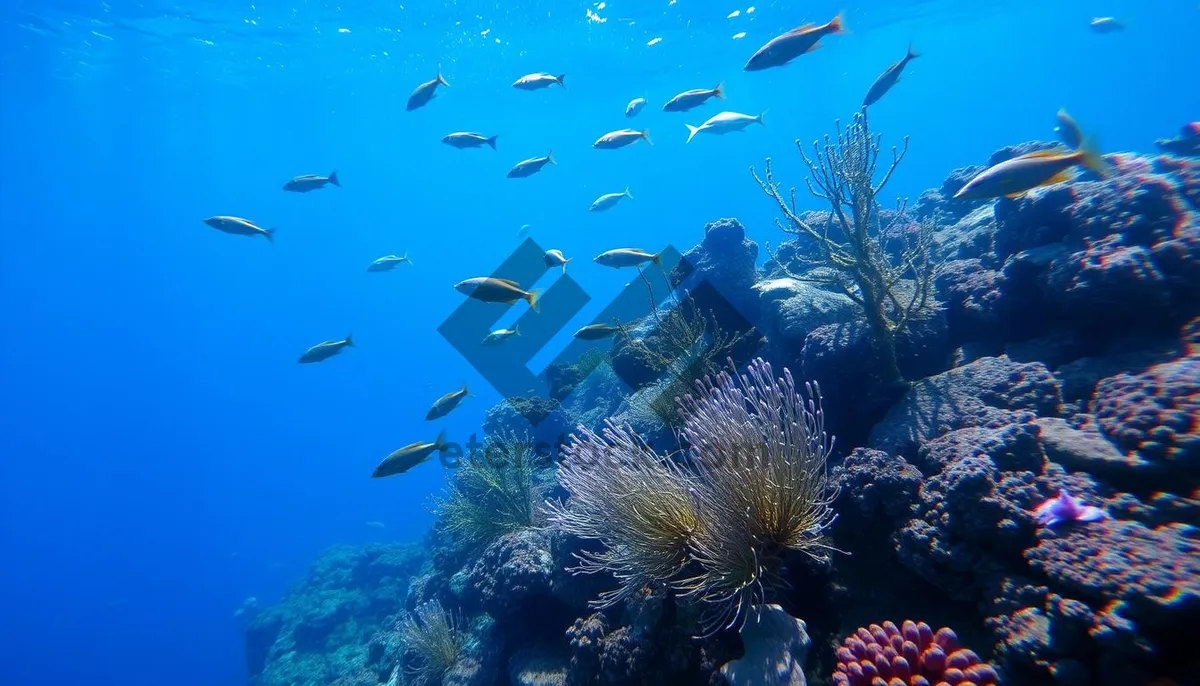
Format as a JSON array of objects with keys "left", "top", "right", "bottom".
[
  {"left": 398, "top": 600, "right": 466, "bottom": 686},
  {"left": 546, "top": 358, "right": 837, "bottom": 634},
  {"left": 752, "top": 108, "right": 940, "bottom": 385},
  {"left": 433, "top": 432, "right": 547, "bottom": 551}
]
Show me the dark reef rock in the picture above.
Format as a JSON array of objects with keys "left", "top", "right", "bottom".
[
  {"left": 936, "top": 258, "right": 1007, "bottom": 347},
  {"left": 868, "top": 355, "right": 1062, "bottom": 459},
  {"left": 832, "top": 447, "right": 923, "bottom": 523},
  {"left": 483, "top": 396, "right": 577, "bottom": 451},
  {"left": 1156, "top": 122, "right": 1200, "bottom": 157},
  {"left": 672, "top": 217, "right": 761, "bottom": 331},
  {"left": 459, "top": 529, "right": 560, "bottom": 617},
  {"left": 244, "top": 544, "right": 423, "bottom": 686},
  {"left": 755, "top": 278, "right": 857, "bottom": 375}
]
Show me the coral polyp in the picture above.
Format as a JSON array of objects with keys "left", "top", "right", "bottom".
[{"left": 833, "top": 620, "right": 1000, "bottom": 686}]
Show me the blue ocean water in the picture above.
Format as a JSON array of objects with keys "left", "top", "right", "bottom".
[{"left": 0, "top": 1, "right": 1195, "bottom": 684}]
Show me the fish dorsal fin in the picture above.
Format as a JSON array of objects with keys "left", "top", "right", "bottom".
[{"left": 1019, "top": 149, "right": 1070, "bottom": 160}]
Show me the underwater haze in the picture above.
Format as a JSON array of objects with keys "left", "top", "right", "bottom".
[{"left": 1, "top": 1, "right": 1198, "bottom": 685}]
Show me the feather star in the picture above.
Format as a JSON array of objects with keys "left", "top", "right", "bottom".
[{"left": 1034, "top": 489, "right": 1108, "bottom": 528}]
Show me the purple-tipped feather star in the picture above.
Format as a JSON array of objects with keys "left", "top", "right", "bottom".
[{"left": 1033, "top": 489, "right": 1107, "bottom": 527}]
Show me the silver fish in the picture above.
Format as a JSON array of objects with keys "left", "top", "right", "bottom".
[
  {"left": 426, "top": 385, "right": 469, "bottom": 420},
  {"left": 454, "top": 277, "right": 541, "bottom": 310},
  {"left": 367, "top": 253, "right": 411, "bottom": 272},
  {"left": 372, "top": 431, "right": 449, "bottom": 478},
  {"left": 594, "top": 248, "right": 659, "bottom": 268},
  {"left": 203, "top": 216, "right": 275, "bottom": 242},
  {"left": 625, "top": 97, "right": 647, "bottom": 117},
  {"left": 283, "top": 171, "right": 340, "bottom": 192},
  {"left": 482, "top": 326, "right": 520, "bottom": 346},
  {"left": 407, "top": 70, "right": 449, "bottom": 111},
  {"left": 593, "top": 129, "right": 652, "bottom": 149},
  {"left": 543, "top": 249, "right": 571, "bottom": 273},
  {"left": 1089, "top": 17, "right": 1125, "bottom": 33},
  {"left": 574, "top": 323, "right": 620, "bottom": 340},
  {"left": 298, "top": 335, "right": 353, "bottom": 363},
  {"left": 589, "top": 188, "right": 633, "bottom": 212},
  {"left": 662, "top": 83, "right": 724, "bottom": 112},
  {"left": 862, "top": 45, "right": 919, "bottom": 108},
  {"left": 685, "top": 111, "right": 764, "bottom": 143},
  {"left": 513, "top": 72, "right": 566, "bottom": 90},
  {"left": 507, "top": 152, "right": 555, "bottom": 178},
  {"left": 744, "top": 14, "right": 845, "bottom": 71},
  {"left": 443, "top": 132, "right": 499, "bottom": 150}
]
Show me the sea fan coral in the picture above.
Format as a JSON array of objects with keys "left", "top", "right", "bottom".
[{"left": 832, "top": 620, "right": 1000, "bottom": 686}]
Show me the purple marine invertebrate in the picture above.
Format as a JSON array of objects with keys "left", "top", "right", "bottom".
[
  {"left": 832, "top": 620, "right": 1000, "bottom": 686},
  {"left": 1033, "top": 489, "right": 1107, "bottom": 528}
]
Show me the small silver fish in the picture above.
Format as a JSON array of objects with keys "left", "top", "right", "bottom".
[
  {"left": 443, "top": 132, "right": 499, "bottom": 150},
  {"left": 407, "top": 70, "right": 449, "bottom": 111},
  {"left": 862, "top": 45, "right": 919, "bottom": 108},
  {"left": 685, "top": 111, "right": 764, "bottom": 143},
  {"left": 513, "top": 72, "right": 566, "bottom": 90},
  {"left": 203, "top": 216, "right": 275, "bottom": 242},
  {"left": 372, "top": 431, "right": 449, "bottom": 478},
  {"left": 543, "top": 249, "right": 571, "bottom": 273},
  {"left": 298, "top": 335, "right": 354, "bottom": 363},
  {"left": 662, "top": 83, "right": 725, "bottom": 112},
  {"left": 507, "top": 152, "right": 556, "bottom": 178},
  {"left": 366, "top": 521, "right": 386, "bottom": 529},
  {"left": 482, "top": 326, "right": 520, "bottom": 346},
  {"left": 594, "top": 248, "right": 660, "bottom": 268},
  {"left": 744, "top": 14, "right": 845, "bottom": 71},
  {"left": 590, "top": 188, "right": 633, "bottom": 212},
  {"left": 593, "top": 129, "right": 652, "bottom": 149},
  {"left": 426, "top": 385, "right": 470, "bottom": 420},
  {"left": 1054, "top": 109, "right": 1084, "bottom": 149},
  {"left": 625, "top": 97, "right": 647, "bottom": 117},
  {"left": 454, "top": 277, "right": 541, "bottom": 310},
  {"left": 574, "top": 323, "right": 621, "bottom": 340},
  {"left": 517, "top": 224, "right": 533, "bottom": 238},
  {"left": 283, "top": 171, "right": 341, "bottom": 193},
  {"left": 1089, "top": 17, "right": 1125, "bottom": 33},
  {"left": 367, "top": 253, "right": 411, "bottom": 272}
]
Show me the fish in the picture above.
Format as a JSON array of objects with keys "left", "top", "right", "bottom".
[
  {"left": 454, "top": 277, "right": 541, "bottom": 311},
  {"left": 744, "top": 13, "right": 845, "bottom": 71},
  {"left": 1033, "top": 489, "right": 1107, "bottom": 527},
  {"left": 594, "top": 248, "right": 660, "bottom": 268},
  {"left": 1089, "top": 17, "right": 1125, "bottom": 33},
  {"left": 426, "top": 385, "right": 470, "bottom": 420},
  {"left": 482, "top": 326, "right": 520, "bottom": 346},
  {"left": 407, "top": 70, "right": 449, "bottom": 111},
  {"left": 574, "top": 323, "right": 621, "bottom": 340},
  {"left": 203, "top": 216, "right": 275, "bottom": 242},
  {"left": 953, "top": 142, "right": 1109, "bottom": 200},
  {"left": 662, "top": 83, "right": 725, "bottom": 112},
  {"left": 507, "top": 152, "right": 556, "bottom": 178},
  {"left": 517, "top": 224, "right": 532, "bottom": 238},
  {"left": 282, "top": 171, "right": 340, "bottom": 192},
  {"left": 593, "top": 128, "right": 652, "bottom": 149},
  {"left": 372, "top": 431, "right": 450, "bottom": 478},
  {"left": 543, "top": 249, "right": 571, "bottom": 273},
  {"left": 625, "top": 97, "right": 647, "bottom": 117},
  {"left": 862, "top": 45, "right": 919, "bottom": 108},
  {"left": 365, "top": 521, "right": 386, "bottom": 529},
  {"left": 1054, "top": 109, "right": 1084, "bottom": 149},
  {"left": 685, "top": 111, "right": 764, "bottom": 143},
  {"left": 298, "top": 335, "right": 353, "bottom": 363},
  {"left": 589, "top": 188, "right": 633, "bottom": 212},
  {"left": 513, "top": 72, "right": 566, "bottom": 90},
  {"left": 367, "top": 253, "right": 411, "bottom": 272},
  {"left": 442, "top": 132, "right": 499, "bottom": 150}
]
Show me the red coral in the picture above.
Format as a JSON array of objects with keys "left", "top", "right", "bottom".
[{"left": 832, "top": 620, "right": 1000, "bottom": 686}]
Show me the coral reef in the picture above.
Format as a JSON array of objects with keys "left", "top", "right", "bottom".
[{"left": 832, "top": 621, "right": 999, "bottom": 686}]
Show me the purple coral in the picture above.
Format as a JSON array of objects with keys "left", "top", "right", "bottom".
[
  {"left": 1033, "top": 489, "right": 1107, "bottom": 527},
  {"left": 832, "top": 620, "right": 999, "bottom": 686}
]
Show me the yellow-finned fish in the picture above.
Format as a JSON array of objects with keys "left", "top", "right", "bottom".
[
  {"left": 426, "top": 385, "right": 470, "bottom": 420},
  {"left": 594, "top": 248, "right": 660, "bottom": 268},
  {"left": 372, "top": 431, "right": 450, "bottom": 478},
  {"left": 954, "top": 142, "right": 1110, "bottom": 200},
  {"left": 298, "top": 335, "right": 354, "bottom": 363},
  {"left": 744, "top": 13, "right": 845, "bottom": 71},
  {"left": 454, "top": 277, "right": 541, "bottom": 311}
]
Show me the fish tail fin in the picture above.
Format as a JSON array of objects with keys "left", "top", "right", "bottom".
[
  {"left": 907, "top": 43, "right": 919, "bottom": 59},
  {"left": 345, "top": 334, "right": 354, "bottom": 347},
  {"left": 757, "top": 110, "right": 768, "bottom": 126},
  {"left": 1077, "top": 137, "right": 1111, "bottom": 178},
  {"left": 437, "top": 68, "right": 449, "bottom": 87},
  {"left": 685, "top": 123, "right": 700, "bottom": 144},
  {"left": 486, "top": 135, "right": 498, "bottom": 150},
  {"left": 434, "top": 430, "right": 449, "bottom": 452},
  {"left": 329, "top": 170, "right": 341, "bottom": 187},
  {"left": 625, "top": 186, "right": 633, "bottom": 200},
  {"left": 556, "top": 74, "right": 567, "bottom": 88},
  {"left": 403, "top": 251, "right": 411, "bottom": 265},
  {"left": 547, "top": 150, "right": 556, "bottom": 165},
  {"left": 526, "top": 289, "right": 541, "bottom": 313},
  {"left": 828, "top": 11, "right": 847, "bottom": 34},
  {"left": 513, "top": 324, "right": 521, "bottom": 336},
  {"left": 650, "top": 251, "right": 662, "bottom": 266},
  {"left": 264, "top": 228, "right": 276, "bottom": 243},
  {"left": 712, "top": 82, "right": 725, "bottom": 99},
  {"left": 561, "top": 261, "right": 568, "bottom": 275},
  {"left": 641, "top": 129, "right": 653, "bottom": 145}
]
